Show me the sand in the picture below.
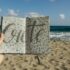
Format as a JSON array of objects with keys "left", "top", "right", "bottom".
[{"left": 0, "top": 39, "right": 70, "bottom": 70}]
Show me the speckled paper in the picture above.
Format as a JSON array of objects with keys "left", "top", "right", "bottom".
[
  {"left": 0, "top": 16, "right": 50, "bottom": 54},
  {"left": 0, "top": 16, "right": 26, "bottom": 53},
  {"left": 26, "top": 16, "right": 50, "bottom": 54}
]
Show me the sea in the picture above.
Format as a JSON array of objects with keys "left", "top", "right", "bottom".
[{"left": 50, "top": 26, "right": 70, "bottom": 41}]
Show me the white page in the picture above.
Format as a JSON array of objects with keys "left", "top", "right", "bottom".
[{"left": 0, "top": 16, "right": 26, "bottom": 53}]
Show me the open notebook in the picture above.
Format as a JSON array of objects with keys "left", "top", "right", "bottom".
[{"left": 0, "top": 16, "right": 50, "bottom": 54}]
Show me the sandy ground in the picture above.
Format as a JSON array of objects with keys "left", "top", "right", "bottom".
[{"left": 0, "top": 39, "right": 70, "bottom": 70}]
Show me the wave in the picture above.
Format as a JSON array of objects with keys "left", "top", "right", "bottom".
[{"left": 50, "top": 32, "right": 70, "bottom": 38}]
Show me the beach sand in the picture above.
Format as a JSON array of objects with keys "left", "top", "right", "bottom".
[{"left": 0, "top": 39, "right": 70, "bottom": 70}]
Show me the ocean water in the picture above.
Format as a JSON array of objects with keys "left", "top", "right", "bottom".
[
  {"left": 50, "top": 26, "right": 70, "bottom": 40},
  {"left": 50, "top": 26, "right": 70, "bottom": 32}
]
